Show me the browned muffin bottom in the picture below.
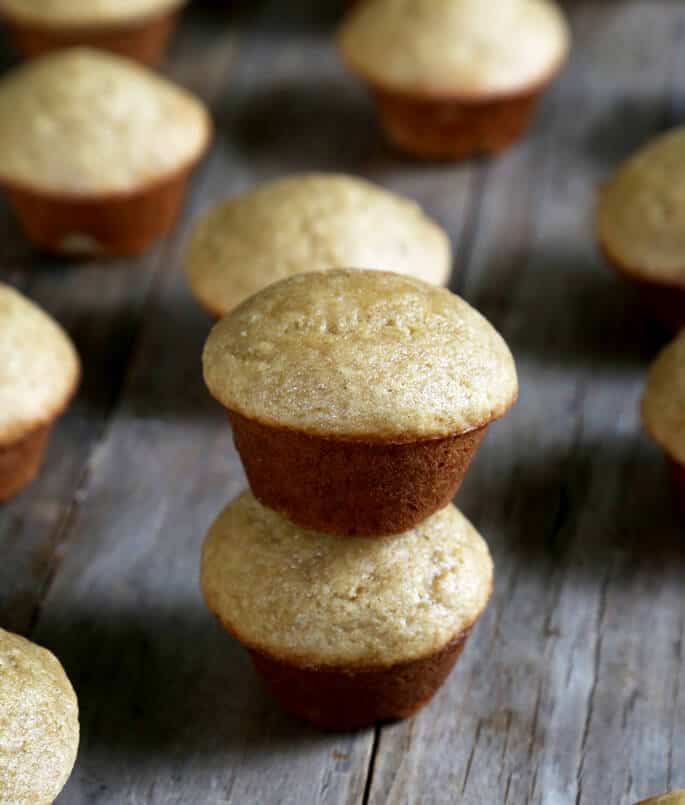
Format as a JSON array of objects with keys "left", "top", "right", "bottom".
[
  {"left": 1, "top": 9, "right": 179, "bottom": 66},
  {"left": 248, "top": 630, "right": 471, "bottom": 731},
  {"left": 230, "top": 410, "right": 486, "bottom": 537},
  {"left": 0, "top": 424, "right": 50, "bottom": 502},
  {"left": 599, "top": 241, "right": 685, "bottom": 332},
  {"left": 201, "top": 493, "right": 494, "bottom": 731},
  {"left": 369, "top": 81, "right": 548, "bottom": 160},
  {"left": 5, "top": 164, "right": 198, "bottom": 258}
]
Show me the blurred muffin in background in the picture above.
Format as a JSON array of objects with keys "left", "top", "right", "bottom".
[
  {"left": 0, "top": 48, "right": 212, "bottom": 258},
  {"left": 0, "top": 628, "right": 79, "bottom": 803},
  {"left": 641, "top": 330, "right": 685, "bottom": 512},
  {"left": 0, "top": 0, "right": 186, "bottom": 66},
  {"left": 0, "top": 283, "right": 80, "bottom": 501},
  {"left": 337, "top": 0, "right": 570, "bottom": 160},
  {"left": 184, "top": 173, "right": 452, "bottom": 317},
  {"left": 635, "top": 792, "right": 685, "bottom": 805},
  {"left": 597, "top": 127, "right": 685, "bottom": 331}
]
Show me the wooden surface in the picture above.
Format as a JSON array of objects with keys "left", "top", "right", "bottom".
[{"left": 1, "top": 1, "right": 684, "bottom": 803}]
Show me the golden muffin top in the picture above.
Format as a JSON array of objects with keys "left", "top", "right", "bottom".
[
  {"left": 203, "top": 269, "right": 517, "bottom": 440},
  {"left": 337, "top": 0, "right": 570, "bottom": 96},
  {"left": 201, "top": 492, "right": 493, "bottom": 667},
  {"left": 598, "top": 127, "right": 685, "bottom": 284},
  {"left": 184, "top": 173, "right": 452, "bottom": 317},
  {"left": 0, "top": 0, "right": 184, "bottom": 27},
  {"left": 0, "top": 283, "right": 80, "bottom": 446},
  {"left": 0, "top": 48, "right": 211, "bottom": 195},
  {"left": 635, "top": 793, "right": 685, "bottom": 805},
  {"left": 642, "top": 331, "right": 685, "bottom": 464},
  {"left": 0, "top": 629, "right": 79, "bottom": 805}
]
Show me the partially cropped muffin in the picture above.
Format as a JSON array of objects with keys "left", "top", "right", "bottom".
[
  {"left": 641, "top": 330, "right": 685, "bottom": 508},
  {"left": 203, "top": 269, "right": 518, "bottom": 537},
  {"left": 0, "top": 628, "right": 79, "bottom": 804},
  {"left": 0, "top": 48, "right": 212, "bottom": 257},
  {"left": 185, "top": 173, "right": 452, "bottom": 317},
  {"left": 597, "top": 127, "right": 685, "bottom": 330},
  {"left": 337, "top": 0, "right": 570, "bottom": 159},
  {"left": 0, "top": 283, "right": 80, "bottom": 501},
  {"left": 0, "top": 0, "right": 185, "bottom": 66},
  {"left": 635, "top": 794, "right": 685, "bottom": 805},
  {"left": 201, "top": 491, "right": 493, "bottom": 730}
]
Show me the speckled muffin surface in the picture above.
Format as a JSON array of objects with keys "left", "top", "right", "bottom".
[
  {"left": 0, "top": 283, "right": 80, "bottom": 446},
  {"left": 0, "top": 48, "right": 211, "bottom": 196},
  {"left": 201, "top": 491, "right": 493, "bottom": 667},
  {"left": 642, "top": 331, "right": 685, "bottom": 464},
  {"left": 598, "top": 127, "right": 685, "bottom": 285},
  {"left": 337, "top": 0, "right": 570, "bottom": 97},
  {"left": 185, "top": 174, "right": 452, "bottom": 316},
  {"left": 0, "top": 628, "right": 79, "bottom": 805},
  {"left": 203, "top": 269, "right": 518, "bottom": 440},
  {"left": 0, "top": 0, "right": 184, "bottom": 27}
]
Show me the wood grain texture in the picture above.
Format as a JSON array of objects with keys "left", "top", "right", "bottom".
[{"left": 2, "top": 1, "right": 685, "bottom": 804}]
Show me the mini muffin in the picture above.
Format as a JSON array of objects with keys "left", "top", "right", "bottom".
[
  {"left": 0, "top": 0, "right": 185, "bottom": 66},
  {"left": 641, "top": 330, "right": 685, "bottom": 508},
  {"left": 0, "top": 48, "right": 212, "bottom": 258},
  {"left": 203, "top": 269, "right": 518, "bottom": 537},
  {"left": 201, "top": 491, "right": 493, "bottom": 730},
  {"left": 185, "top": 173, "right": 452, "bottom": 317},
  {"left": 0, "top": 628, "right": 79, "bottom": 804},
  {"left": 337, "top": 0, "right": 570, "bottom": 160},
  {"left": 597, "top": 127, "right": 685, "bottom": 330},
  {"left": 0, "top": 283, "right": 80, "bottom": 501},
  {"left": 635, "top": 794, "right": 685, "bottom": 805}
]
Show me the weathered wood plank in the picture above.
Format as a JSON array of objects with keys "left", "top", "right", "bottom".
[{"left": 367, "top": 2, "right": 685, "bottom": 804}]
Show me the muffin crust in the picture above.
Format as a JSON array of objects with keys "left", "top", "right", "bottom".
[
  {"left": 0, "top": 48, "right": 211, "bottom": 195},
  {"left": 185, "top": 173, "right": 452, "bottom": 316},
  {"left": 201, "top": 491, "right": 494, "bottom": 667},
  {"left": 642, "top": 331, "right": 685, "bottom": 464},
  {"left": 598, "top": 127, "right": 685, "bottom": 285},
  {"left": 203, "top": 269, "right": 518, "bottom": 440},
  {"left": 0, "top": 629, "right": 79, "bottom": 805},
  {"left": 0, "top": 0, "right": 184, "bottom": 27},
  {"left": 337, "top": 0, "right": 570, "bottom": 97},
  {"left": 0, "top": 283, "right": 80, "bottom": 446}
]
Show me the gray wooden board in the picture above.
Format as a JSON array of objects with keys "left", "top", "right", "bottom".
[{"left": 1, "top": 0, "right": 685, "bottom": 803}]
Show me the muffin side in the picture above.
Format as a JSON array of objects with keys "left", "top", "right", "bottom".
[{"left": 337, "top": 0, "right": 569, "bottom": 158}]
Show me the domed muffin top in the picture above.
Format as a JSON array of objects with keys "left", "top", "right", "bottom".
[
  {"left": 0, "top": 283, "right": 80, "bottom": 445},
  {"left": 0, "top": 48, "right": 211, "bottom": 195},
  {"left": 598, "top": 127, "right": 685, "bottom": 284},
  {"left": 203, "top": 269, "right": 518, "bottom": 440},
  {"left": 0, "top": 0, "right": 184, "bottom": 27},
  {"left": 185, "top": 173, "right": 452, "bottom": 316},
  {"left": 0, "top": 628, "right": 79, "bottom": 805},
  {"left": 337, "top": 0, "right": 569, "bottom": 96},
  {"left": 201, "top": 492, "right": 493, "bottom": 667}
]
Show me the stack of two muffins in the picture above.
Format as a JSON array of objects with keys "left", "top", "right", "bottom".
[{"left": 200, "top": 269, "right": 518, "bottom": 730}]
